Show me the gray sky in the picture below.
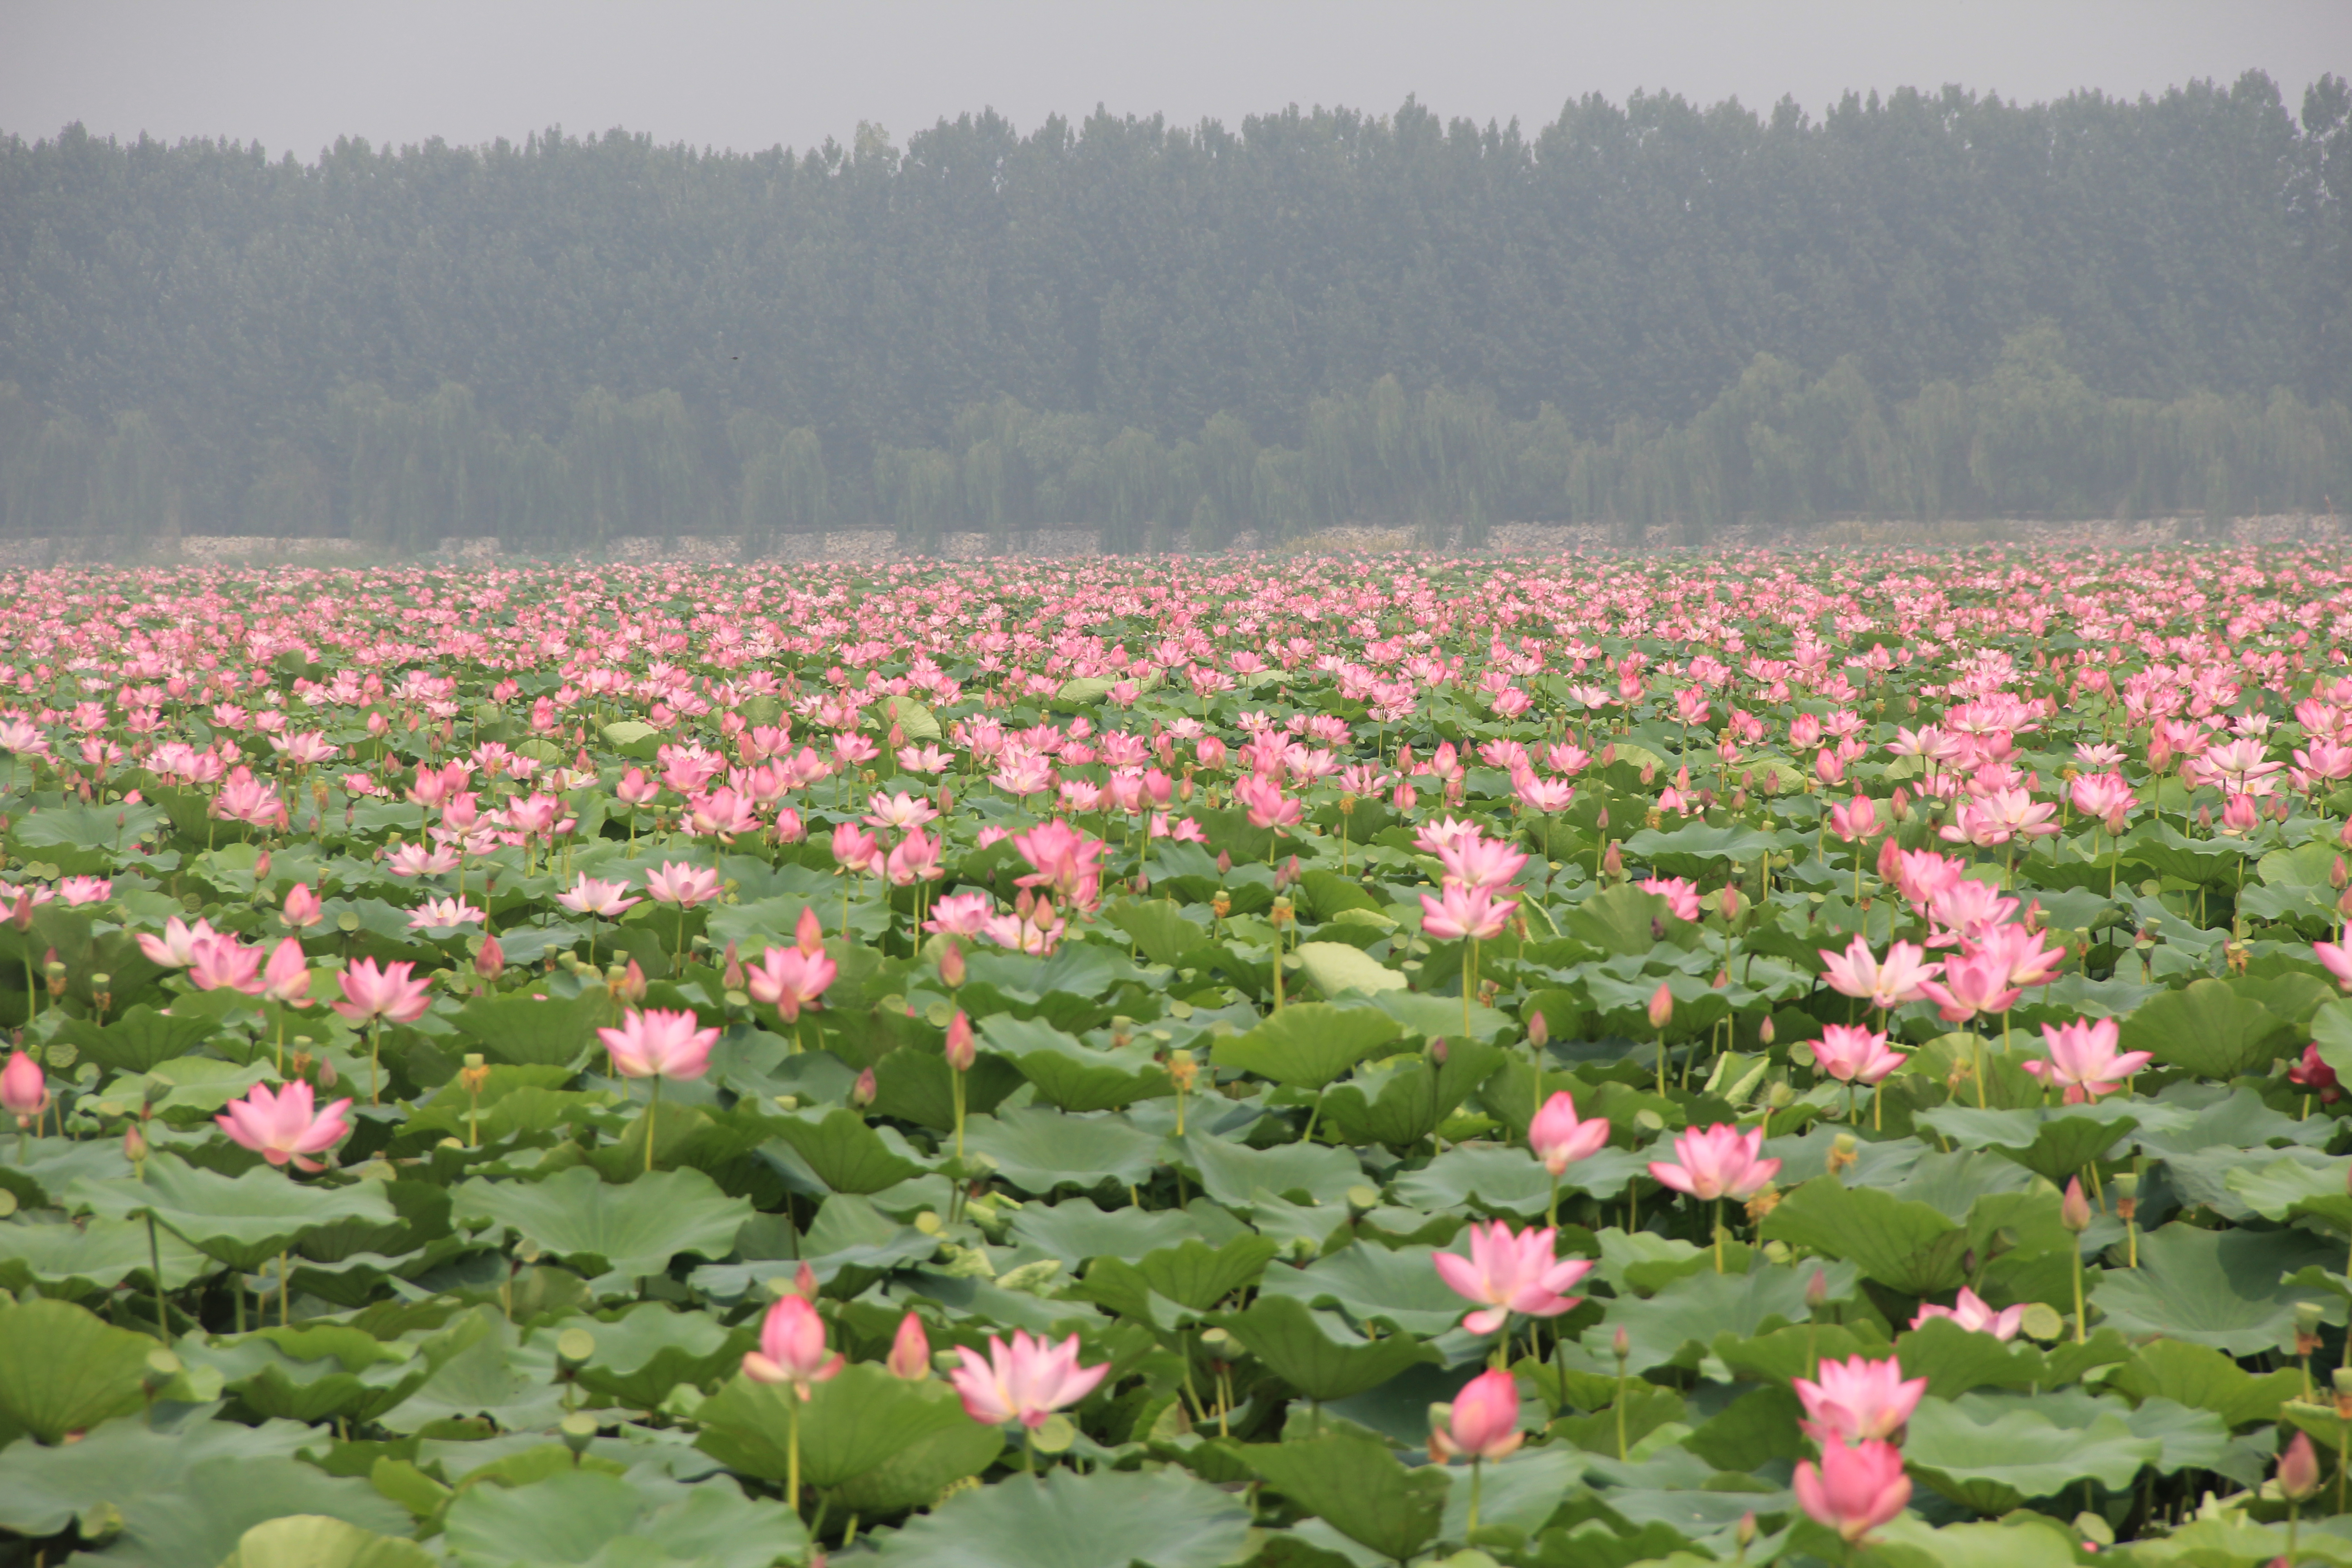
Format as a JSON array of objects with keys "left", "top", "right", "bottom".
[{"left": 5, "top": 0, "right": 2348, "bottom": 159}]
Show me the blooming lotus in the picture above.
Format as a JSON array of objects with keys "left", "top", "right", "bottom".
[
  {"left": 1812, "top": 1024, "right": 1905, "bottom": 1085},
  {"left": 2022, "top": 1016, "right": 2151, "bottom": 1103},
  {"left": 1649, "top": 1122, "right": 1779, "bottom": 1202},
  {"left": 1795, "top": 1437, "right": 1911, "bottom": 1542},
  {"left": 1432, "top": 1219, "right": 1593, "bottom": 1335},
  {"left": 598, "top": 1007, "right": 718, "bottom": 1080},
  {"left": 1910, "top": 1285, "right": 2025, "bottom": 1340},
  {"left": 742, "top": 1293, "right": 843, "bottom": 1394},
  {"left": 1529, "top": 1091, "right": 1611, "bottom": 1174},
  {"left": 1818, "top": 936, "right": 1941, "bottom": 1009},
  {"left": 946, "top": 1330, "right": 1109, "bottom": 1428},
  {"left": 137, "top": 915, "right": 221, "bottom": 970},
  {"left": 643, "top": 861, "right": 722, "bottom": 908},
  {"left": 1430, "top": 1367, "right": 1524, "bottom": 1463},
  {"left": 1420, "top": 882, "right": 1516, "bottom": 942},
  {"left": 215, "top": 1079, "right": 352, "bottom": 1171},
  {"left": 1794, "top": 1354, "right": 1926, "bottom": 1445}
]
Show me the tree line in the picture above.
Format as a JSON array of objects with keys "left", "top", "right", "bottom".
[{"left": 0, "top": 70, "right": 2347, "bottom": 545}]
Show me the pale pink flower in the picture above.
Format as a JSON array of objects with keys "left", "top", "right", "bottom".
[
  {"left": 556, "top": 875, "right": 640, "bottom": 920},
  {"left": 137, "top": 915, "right": 220, "bottom": 970},
  {"left": 741, "top": 1294, "right": 843, "bottom": 1395},
  {"left": 925, "top": 892, "right": 995, "bottom": 937},
  {"left": 1432, "top": 1219, "right": 1594, "bottom": 1335},
  {"left": 1909, "top": 1286, "right": 2025, "bottom": 1340},
  {"left": 331, "top": 957, "right": 433, "bottom": 1025},
  {"left": 259, "top": 937, "right": 314, "bottom": 1007},
  {"left": 887, "top": 1312, "right": 932, "bottom": 1380},
  {"left": 2, "top": 1050, "right": 49, "bottom": 1125},
  {"left": 1648, "top": 1122, "right": 1779, "bottom": 1202},
  {"left": 282, "top": 883, "right": 324, "bottom": 930},
  {"left": 2021, "top": 1016, "right": 2151, "bottom": 1103},
  {"left": 1641, "top": 876, "right": 1702, "bottom": 922},
  {"left": 1420, "top": 883, "right": 1516, "bottom": 942},
  {"left": 1818, "top": 936, "right": 1941, "bottom": 1009},
  {"left": 1794, "top": 1354, "right": 1926, "bottom": 1446},
  {"left": 1529, "top": 1091, "right": 1611, "bottom": 1175},
  {"left": 946, "top": 1330, "right": 1109, "bottom": 1428},
  {"left": 2318, "top": 940, "right": 2352, "bottom": 991},
  {"left": 1917, "top": 945, "right": 2022, "bottom": 1023},
  {"left": 214, "top": 1079, "right": 352, "bottom": 1171},
  {"left": 1795, "top": 1438, "right": 1911, "bottom": 1542},
  {"left": 408, "top": 896, "right": 486, "bottom": 931},
  {"left": 598, "top": 1007, "right": 717, "bottom": 1080},
  {"left": 643, "top": 861, "right": 722, "bottom": 908},
  {"left": 55, "top": 876, "right": 113, "bottom": 906},
  {"left": 1812, "top": 1024, "right": 1905, "bottom": 1085},
  {"left": 1429, "top": 1367, "right": 1525, "bottom": 1463},
  {"left": 188, "top": 935, "right": 266, "bottom": 995},
  {"left": 747, "top": 942, "right": 837, "bottom": 1022}
]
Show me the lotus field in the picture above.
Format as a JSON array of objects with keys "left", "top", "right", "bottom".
[{"left": 15, "top": 549, "right": 2352, "bottom": 1568}]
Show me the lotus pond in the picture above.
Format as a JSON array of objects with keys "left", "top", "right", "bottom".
[{"left": 2, "top": 549, "right": 2352, "bottom": 1568}]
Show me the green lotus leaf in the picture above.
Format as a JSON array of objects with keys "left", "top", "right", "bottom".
[
  {"left": 1901, "top": 1393, "right": 2164, "bottom": 1514},
  {"left": 1246, "top": 1434, "right": 1447, "bottom": 1563},
  {"left": 2115, "top": 977, "right": 2298, "bottom": 1081},
  {"left": 0, "top": 1298, "right": 166, "bottom": 1444},
  {"left": 450, "top": 1164, "right": 751, "bottom": 1280},
  {"left": 763, "top": 1104, "right": 928, "bottom": 1193},
  {"left": 2104, "top": 1337, "right": 2304, "bottom": 1427},
  {"left": 446, "top": 990, "right": 610, "bottom": 1068},
  {"left": 1218, "top": 1294, "right": 1440, "bottom": 1403},
  {"left": 1585, "top": 1256, "right": 1857, "bottom": 1374},
  {"left": 961, "top": 1107, "right": 1164, "bottom": 1195},
  {"left": 696, "top": 1362, "right": 1000, "bottom": 1496},
  {"left": 1758, "top": 1175, "right": 1970, "bottom": 1296},
  {"left": 2092, "top": 1222, "right": 2343, "bottom": 1354},
  {"left": 1005, "top": 1197, "right": 1206, "bottom": 1268},
  {"left": 1211, "top": 1002, "right": 1401, "bottom": 1090},
  {"left": 1101, "top": 898, "right": 1212, "bottom": 967},
  {"left": 441, "top": 1468, "right": 803, "bottom": 1568},
  {"left": 0, "top": 1405, "right": 315, "bottom": 1535},
  {"left": 1256, "top": 1240, "right": 1476, "bottom": 1338},
  {"left": 214, "top": 1515, "right": 438, "bottom": 1568},
  {"left": 0, "top": 1213, "right": 211, "bottom": 1298},
  {"left": 1912, "top": 1101, "right": 2165, "bottom": 1184},
  {"left": 1172, "top": 1129, "right": 1366, "bottom": 1210},
  {"left": 62, "top": 1454, "right": 412, "bottom": 1568},
  {"left": 1290, "top": 941, "right": 1408, "bottom": 1000},
  {"left": 1317, "top": 1036, "right": 1505, "bottom": 1150},
  {"left": 980, "top": 1014, "right": 1174, "bottom": 1112},
  {"left": 540, "top": 1301, "right": 750, "bottom": 1411}
]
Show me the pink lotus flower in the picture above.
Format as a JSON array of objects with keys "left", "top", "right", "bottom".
[
  {"left": 1812, "top": 1024, "right": 1905, "bottom": 1085},
  {"left": 1827, "top": 794, "right": 1882, "bottom": 841},
  {"left": 1529, "top": 1091, "right": 1611, "bottom": 1175},
  {"left": 282, "top": 883, "right": 324, "bottom": 930},
  {"left": 1420, "top": 883, "right": 1516, "bottom": 942},
  {"left": 55, "top": 876, "right": 112, "bottom": 906},
  {"left": 214, "top": 1079, "right": 353, "bottom": 1171},
  {"left": 2, "top": 1049, "right": 49, "bottom": 1125},
  {"left": 1795, "top": 1437, "right": 1911, "bottom": 1542},
  {"left": 189, "top": 934, "right": 267, "bottom": 995},
  {"left": 2319, "top": 940, "right": 2352, "bottom": 991},
  {"left": 2070, "top": 771, "right": 2136, "bottom": 821},
  {"left": 598, "top": 1007, "right": 718, "bottom": 1080},
  {"left": 1430, "top": 1367, "right": 1524, "bottom": 1462},
  {"left": 1232, "top": 773, "right": 1303, "bottom": 832},
  {"left": 259, "top": 937, "right": 314, "bottom": 1007},
  {"left": 747, "top": 940, "right": 837, "bottom": 1022},
  {"left": 1648, "top": 1122, "right": 1780, "bottom": 1202},
  {"left": 137, "top": 915, "right": 220, "bottom": 970},
  {"left": 946, "top": 1330, "right": 1109, "bottom": 1428},
  {"left": 1794, "top": 1354, "right": 1926, "bottom": 1445},
  {"left": 1917, "top": 945, "right": 2021, "bottom": 1023},
  {"left": 1432, "top": 1219, "right": 1594, "bottom": 1335},
  {"left": 887, "top": 1312, "right": 932, "bottom": 1380},
  {"left": 643, "top": 861, "right": 722, "bottom": 908},
  {"left": 2021, "top": 1016, "right": 2151, "bottom": 1103},
  {"left": 331, "top": 956, "right": 433, "bottom": 1025},
  {"left": 1640, "top": 876, "right": 1701, "bottom": 921},
  {"left": 741, "top": 1293, "right": 843, "bottom": 1395},
  {"left": 407, "top": 896, "right": 485, "bottom": 931},
  {"left": 925, "top": 891, "right": 995, "bottom": 936},
  {"left": 556, "top": 874, "right": 640, "bottom": 920},
  {"left": 1818, "top": 936, "right": 1941, "bottom": 1010},
  {"left": 1432, "top": 829, "right": 1529, "bottom": 893},
  {"left": 1010, "top": 818, "right": 1108, "bottom": 907},
  {"left": 1909, "top": 1285, "right": 2025, "bottom": 1340}
]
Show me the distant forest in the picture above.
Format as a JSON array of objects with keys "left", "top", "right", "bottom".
[{"left": 2, "top": 70, "right": 2349, "bottom": 550}]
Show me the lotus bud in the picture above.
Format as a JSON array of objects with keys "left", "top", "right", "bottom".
[
  {"left": 1804, "top": 1268, "right": 1829, "bottom": 1312},
  {"left": 852, "top": 1067, "right": 877, "bottom": 1109},
  {"left": 722, "top": 941, "right": 745, "bottom": 992},
  {"left": 1718, "top": 884, "right": 1741, "bottom": 921},
  {"left": 2195, "top": 804, "right": 2212, "bottom": 833},
  {"left": 2060, "top": 1176, "right": 2092, "bottom": 1233},
  {"left": 1215, "top": 851, "right": 1232, "bottom": 877},
  {"left": 1601, "top": 743, "right": 1616, "bottom": 767},
  {"left": 316, "top": 1058, "right": 338, "bottom": 1089},
  {"left": 474, "top": 933, "right": 505, "bottom": 981},
  {"left": 1602, "top": 842, "right": 1623, "bottom": 880},
  {"left": 887, "top": 1311, "right": 931, "bottom": 1380},
  {"left": 1429, "top": 1037, "right": 1448, "bottom": 1065},
  {"left": 1613, "top": 1325, "right": 1630, "bottom": 1366},
  {"left": 1638, "top": 760, "right": 1656, "bottom": 786},
  {"left": 1759, "top": 1015, "right": 1776, "bottom": 1045},
  {"left": 122, "top": 1119, "right": 149, "bottom": 1169},
  {"left": 945, "top": 1010, "right": 976, "bottom": 1072},
  {"left": 2341, "top": 817, "right": 2352, "bottom": 850},
  {"left": 793, "top": 1260, "right": 819, "bottom": 1301},
  {"left": 2280, "top": 1431, "right": 2322, "bottom": 1501},
  {"left": 1646, "top": 982, "right": 1674, "bottom": 1030},
  {"left": 1277, "top": 854, "right": 1301, "bottom": 889},
  {"left": 7, "top": 893, "right": 29, "bottom": 933},
  {"left": 1737, "top": 1514, "right": 1758, "bottom": 1552},
  {"left": 1889, "top": 785, "right": 1910, "bottom": 822},
  {"left": 1596, "top": 807, "right": 1610, "bottom": 831},
  {"left": 1526, "top": 1009, "right": 1548, "bottom": 1049},
  {"left": 939, "top": 938, "right": 966, "bottom": 989}
]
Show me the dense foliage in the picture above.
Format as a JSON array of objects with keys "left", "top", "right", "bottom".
[
  {"left": 2, "top": 549, "right": 2352, "bottom": 1568},
  {"left": 3, "top": 71, "right": 2351, "bottom": 544}
]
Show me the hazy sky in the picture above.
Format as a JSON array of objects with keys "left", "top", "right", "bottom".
[{"left": 6, "top": 0, "right": 2348, "bottom": 160}]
